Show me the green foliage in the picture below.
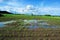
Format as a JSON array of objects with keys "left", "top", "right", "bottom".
[
  {"left": 44, "top": 14, "right": 51, "bottom": 16},
  {"left": 0, "top": 14, "right": 60, "bottom": 40},
  {"left": 0, "top": 14, "right": 3, "bottom": 16}
]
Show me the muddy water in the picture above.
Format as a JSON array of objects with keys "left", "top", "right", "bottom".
[
  {"left": 0, "top": 20, "right": 16, "bottom": 27},
  {"left": 24, "top": 20, "right": 59, "bottom": 29},
  {"left": 0, "top": 20, "right": 59, "bottom": 29}
]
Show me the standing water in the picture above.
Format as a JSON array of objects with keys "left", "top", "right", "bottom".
[
  {"left": 0, "top": 20, "right": 59, "bottom": 29},
  {"left": 24, "top": 20, "right": 59, "bottom": 29},
  {"left": 0, "top": 20, "right": 16, "bottom": 27}
]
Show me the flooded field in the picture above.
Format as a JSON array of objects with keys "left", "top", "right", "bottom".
[
  {"left": 24, "top": 20, "right": 60, "bottom": 29},
  {"left": 0, "top": 19, "right": 60, "bottom": 40},
  {"left": 0, "top": 20, "right": 60, "bottom": 29},
  {"left": 0, "top": 20, "right": 60, "bottom": 40},
  {"left": 0, "top": 20, "right": 16, "bottom": 27}
]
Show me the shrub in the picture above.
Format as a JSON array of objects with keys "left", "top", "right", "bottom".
[{"left": 44, "top": 14, "right": 51, "bottom": 16}]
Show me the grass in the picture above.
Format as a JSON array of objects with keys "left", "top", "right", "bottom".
[
  {"left": 0, "top": 14, "right": 60, "bottom": 20},
  {"left": 0, "top": 14, "right": 60, "bottom": 40},
  {"left": 0, "top": 14, "right": 60, "bottom": 25},
  {"left": 0, "top": 28, "right": 60, "bottom": 40}
]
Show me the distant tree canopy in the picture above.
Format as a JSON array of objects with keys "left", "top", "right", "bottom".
[
  {"left": 0, "top": 11, "right": 12, "bottom": 16},
  {"left": 44, "top": 14, "right": 51, "bottom": 16}
]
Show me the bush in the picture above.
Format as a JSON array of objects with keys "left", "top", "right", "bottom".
[
  {"left": 44, "top": 14, "right": 51, "bottom": 16},
  {"left": 0, "top": 14, "right": 3, "bottom": 17}
]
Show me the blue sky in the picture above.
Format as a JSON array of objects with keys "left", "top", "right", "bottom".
[{"left": 0, "top": 0, "right": 60, "bottom": 15}]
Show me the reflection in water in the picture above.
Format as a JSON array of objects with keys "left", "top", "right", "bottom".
[
  {"left": 24, "top": 20, "right": 59, "bottom": 29},
  {"left": 0, "top": 20, "right": 59, "bottom": 29},
  {"left": 0, "top": 22, "right": 5, "bottom": 27},
  {"left": 0, "top": 20, "right": 16, "bottom": 27}
]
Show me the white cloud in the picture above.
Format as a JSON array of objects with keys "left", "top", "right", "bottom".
[
  {"left": 23, "top": 5, "right": 36, "bottom": 14},
  {"left": 14, "top": 8, "right": 25, "bottom": 14},
  {"left": 0, "top": 6, "right": 10, "bottom": 11},
  {"left": 0, "top": 4, "right": 60, "bottom": 15},
  {"left": 26, "top": 5, "right": 34, "bottom": 10},
  {"left": 38, "top": 7, "right": 60, "bottom": 15}
]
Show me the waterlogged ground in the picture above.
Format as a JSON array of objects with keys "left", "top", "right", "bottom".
[
  {"left": 0, "top": 14, "right": 60, "bottom": 40},
  {"left": 0, "top": 20, "right": 16, "bottom": 27},
  {"left": 24, "top": 20, "right": 60, "bottom": 29},
  {"left": 0, "top": 19, "right": 60, "bottom": 29},
  {"left": 0, "top": 19, "right": 60, "bottom": 40}
]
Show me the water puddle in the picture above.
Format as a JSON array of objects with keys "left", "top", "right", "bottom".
[
  {"left": 0, "top": 20, "right": 16, "bottom": 27},
  {"left": 24, "top": 20, "right": 59, "bottom": 29},
  {"left": 0, "top": 20, "right": 59, "bottom": 29}
]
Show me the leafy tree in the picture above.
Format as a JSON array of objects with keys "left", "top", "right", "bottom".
[{"left": 44, "top": 14, "right": 51, "bottom": 16}]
